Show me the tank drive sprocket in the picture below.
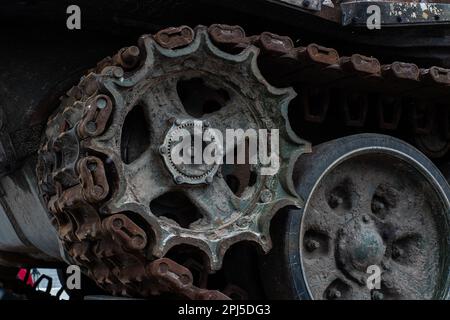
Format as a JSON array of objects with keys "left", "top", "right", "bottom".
[{"left": 36, "top": 25, "right": 309, "bottom": 296}]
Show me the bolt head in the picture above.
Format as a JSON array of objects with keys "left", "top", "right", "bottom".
[
  {"left": 236, "top": 219, "right": 247, "bottom": 228},
  {"left": 362, "top": 215, "right": 370, "bottom": 223},
  {"left": 96, "top": 97, "right": 108, "bottom": 109},
  {"left": 181, "top": 27, "right": 192, "bottom": 38},
  {"left": 260, "top": 189, "right": 272, "bottom": 203},
  {"left": 372, "top": 200, "right": 385, "bottom": 213},
  {"left": 86, "top": 121, "right": 97, "bottom": 133},
  {"left": 87, "top": 161, "right": 97, "bottom": 171},
  {"left": 159, "top": 145, "right": 167, "bottom": 155},
  {"left": 306, "top": 239, "right": 320, "bottom": 252},
  {"left": 175, "top": 119, "right": 182, "bottom": 126},
  {"left": 372, "top": 291, "right": 384, "bottom": 300},
  {"left": 113, "top": 67, "right": 124, "bottom": 78},
  {"left": 392, "top": 246, "right": 402, "bottom": 259},
  {"left": 112, "top": 218, "right": 124, "bottom": 229},
  {"left": 329, "top": 194, "right": 343, "bottom": 208},
  {"left": 328, "top": 288, "right": 341, "bottom": 299},
  {"left": 175, "top": 176, "right": 183, "bottom": 184}
]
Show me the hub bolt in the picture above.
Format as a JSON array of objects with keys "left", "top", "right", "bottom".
[
  {"left": 175, "top": 176, "right": 183, "bottom": 184},
  {"left": 328, "top": 288, "right": 342, "bottom": 299},
  {"left": 392, "top": 246, "right": 403, "bottom": 259},
  {"left": 113, "top": 67, "right": 124, "bottom": 78},
  {"left": 372, "top": 200, "right": 385, "bottom": 213},
  {"left": 260, "top": 189, "right": 272, "bottom": 203},
  {"left": 372, "top": 291, "right": 384, "bottom": 300},
  {"left": 328, "top": 194, "right": 343, "bottom": 208},
  {"left": 306, "top": 239, "right": 320, "bottom": 252}
]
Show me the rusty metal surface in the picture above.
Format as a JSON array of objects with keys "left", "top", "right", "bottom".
[
  {"left": 36, "top": 25, "right": 313, "bottom": 298},
  {"left": 29, "top": 23, "right": 450, "bottom": 299}
]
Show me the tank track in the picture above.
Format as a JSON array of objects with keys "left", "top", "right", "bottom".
[{"left": 36, "top": 24, "right": 450, "bottom": 299}]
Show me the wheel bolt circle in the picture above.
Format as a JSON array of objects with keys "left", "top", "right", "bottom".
[
  {"left": 392, "top": 246, "right": 403, "bottom": 259},
  {"left": 329, "top": 194, "right": 343, "bottom": 208},
  {"left": 372, "top": 200, "right": 385, "bottom": 213}
]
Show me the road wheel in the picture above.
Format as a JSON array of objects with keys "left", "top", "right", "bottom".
[{"left": 262, "top": 133, "right": 450, "bottom": 300}]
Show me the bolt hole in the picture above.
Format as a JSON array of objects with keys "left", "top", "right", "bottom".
[
  {"left": 150, "top": 192, "right": 203, "bottom": 229},
  {"left": 324, "top": 279, "right": 352, "bottom": 300},
  {"left": 391, "top": 234, "right": 422, "bottom": 265},
  {"left": 177, "top": 78, "right": 230, "bottom": 118},
  {"left": 303, "top": 230, "right": 329, "bottom": 257},
  {"left": 371, "top": 184, "right": 398, "bottom": 219},
  {"left": 225, "top": 175, "right": 240, "bottom": 194},
  {"left": 222, "top": 140, "right": 257, "bottom": 197},
  {"left": 120, "top": 105, "right": 150, "bottom": 164},
  {"left": 326, "top": 180, "right": 353, "bottom": 211}
]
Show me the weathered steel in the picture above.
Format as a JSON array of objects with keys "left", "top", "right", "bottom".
[
  {"left": 0, "top": 21, "right": 449, "bottom": 299},
  {"left": 35, "top": 25, "right": 310, "bottom": 298}
]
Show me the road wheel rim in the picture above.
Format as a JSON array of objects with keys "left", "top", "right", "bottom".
[{"left": 300, "top": 147, "right": 450, "bottom": 300}]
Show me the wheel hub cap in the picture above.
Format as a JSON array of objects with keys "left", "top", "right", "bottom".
[
  {"left": 160, "top": 119, "right": 221, "bottom": 185},
  {"left": 337, "top": 219, "right": 386, "bottom": 272}
]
